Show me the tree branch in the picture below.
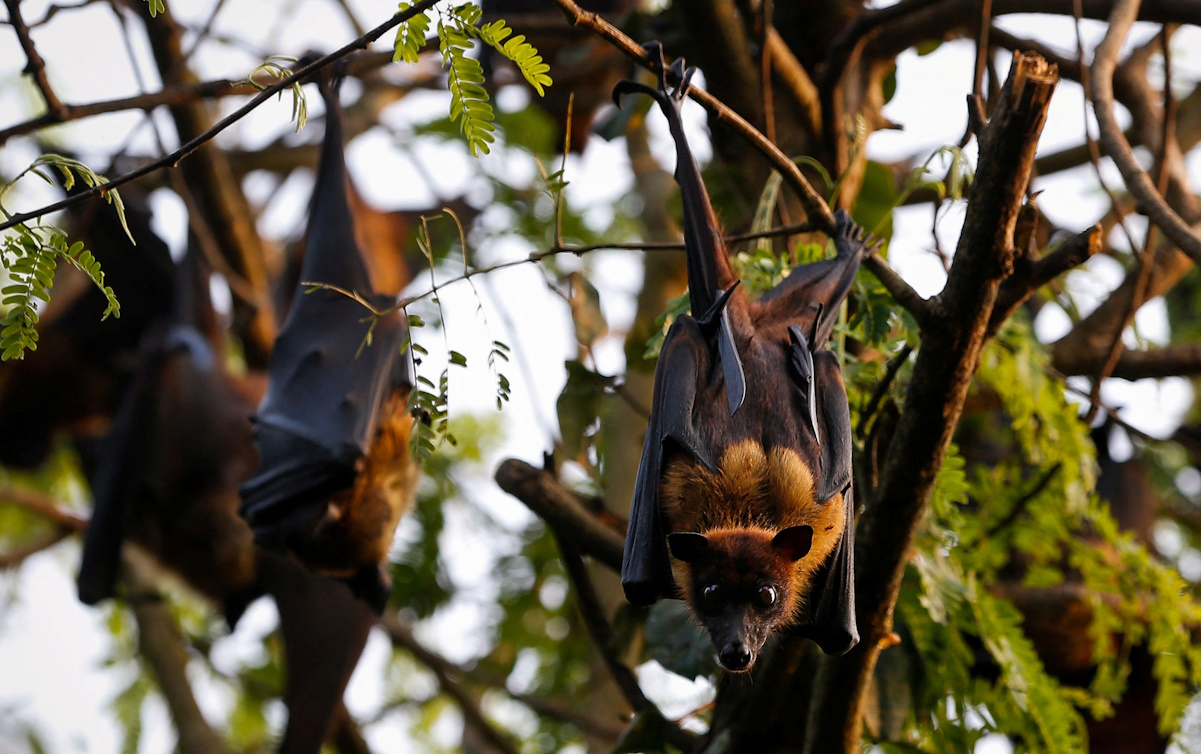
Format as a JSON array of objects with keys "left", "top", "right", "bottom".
[
  {"left": 494, "top": 459, "right": 624, "bottom": 571},
  {"left": 0, "top": 0, "right": 440, "bottom": 234},
  {"left": 123, "top": 548, "right": 229, "bottom": 754},
  {"left": 863, "top": 254, "right": 936, "bottom": 326},
  {"left": 545, "top": 0, "right": 837, "bottom": 233},
  {"left": 380, "top": 614, "right": 521, "bottom": 754},
  {"left": 989, "top": 223, "right": 1103, "bottom": 336},
  {"left": 804, "top": 51, "right": 1059, "bottom": 754},
  {"left": 4, "top": 0, "right": 68, "bottom": 121},
  {"left": 554, "top": 535, "right": 696, "bottom": 751},
  {"left": 1090, "top": 0, "right": 1201, "bottom": 268},
  {"left": 0, "top": 487, "right": 87, "bottom": 530}
]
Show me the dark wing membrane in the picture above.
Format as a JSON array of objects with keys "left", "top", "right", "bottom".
[
  {"left": 239, "top": 69, "right": 411, "bottom": 529},
  {"left": 623, "top": 315, "right": 715, "bottom": 605},
  {"left": 76, "top": 342, "right": 165, "bottom": 605},
  {"left": 790, "top": 350, "right": 858, "bottom": 654},
  {"left": 759, "top": 209, "right": 868, "bottom": 349},
  {"left": 613, "top": 45, "right": 746, "bottom": 415}
]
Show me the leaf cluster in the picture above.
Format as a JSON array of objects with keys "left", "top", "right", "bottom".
[{"left": 394, "top": 2, "right": 553, "bottom": 157}]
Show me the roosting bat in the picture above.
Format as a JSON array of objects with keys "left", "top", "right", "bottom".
[
  {"left": 238, "top": 67, "right": 418, "bottom": 613},
  {"left": 0, "top": 183, "right": 175, "bottom": 472},
  {"left": 615, "top": 46, "right": 865, "bottom": 671},
  {"left": 74, "top": 247, "right": 378, "bottom": 753}
]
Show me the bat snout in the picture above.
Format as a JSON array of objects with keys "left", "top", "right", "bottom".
[{"left": 717, "top": 641, "right": 754, "bottom": 672}]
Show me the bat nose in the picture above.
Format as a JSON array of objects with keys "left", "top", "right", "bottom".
[{"left": 719, "top": 642, "right": 753, "bottom": 671}]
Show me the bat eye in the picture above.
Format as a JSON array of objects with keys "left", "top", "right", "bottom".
[
  {"left": 701, "top": 584, "right": 722, "bottom": 608},
  {"left": 755, "top": 585, "right": 777, "bottom": 608}
]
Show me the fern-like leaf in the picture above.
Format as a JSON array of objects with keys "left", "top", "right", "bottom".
[
  {"left": 394, "top": 3, "right": 432, "bottom": 64},
  {"left": 145, "top": 0, "right": 165, "bottom": 17},
  {"left": 439, "top": 20, "right": 495, "bottom": 156},
  {"left": 477, "top": 19, "right": 552, "bottom": 95}
]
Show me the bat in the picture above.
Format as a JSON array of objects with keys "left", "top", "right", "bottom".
[
  {"left": 76, "top": 244, "right": 263, "bottom": 625},
  {"left": 0, "top": 182, "right": 175, "bottom": 472},
  {"left": 614, "top": 45, "right": 864, "bottom": 671},
  {"left": 238, "top": 65, "right": 418, "bottom": 614}
]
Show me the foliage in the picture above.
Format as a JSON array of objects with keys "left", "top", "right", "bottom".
[
  {"left": 236, "top": 55, "right": 308, "bottom": 133},
  {"left": 0, "top": 155, "right": 126, "bottom": 361},
  {"left": 395, "top": 2, "right": 553, "bottom": 156}
]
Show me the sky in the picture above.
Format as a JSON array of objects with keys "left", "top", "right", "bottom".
[{"left": 1, "top": 1, "right": 1199, "bottom": 751}]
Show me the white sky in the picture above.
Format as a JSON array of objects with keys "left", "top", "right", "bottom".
[{"left": 1, "top": 2, "right": 1199, "bottom": 752}]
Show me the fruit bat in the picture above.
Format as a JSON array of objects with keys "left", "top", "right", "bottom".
[
  {"left": 614, "top": 45, "right": 864, "bottom": 671},
  {"left": 0, "top": 182, "right": 175, "bottom": 472},
  {"left": 238, "top": 67, "right": 418, "bottom": 613}
]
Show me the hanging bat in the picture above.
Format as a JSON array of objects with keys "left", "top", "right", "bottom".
[
  {"left": 0, "top": 182, "right": 175, "bottom": 472},
  {"left": 615, "top": 45, "right": 864, "bottom": 671},
  {"left": 238, "top": 65, "right": 418, "bottom": 613}
]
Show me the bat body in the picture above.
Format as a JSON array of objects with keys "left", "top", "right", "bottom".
[
  {"left": 238, "top": 68, "right": 417, "bottom": 612},
  {"left": 616, "top": 47, "right": 864, "bottom": 671}
]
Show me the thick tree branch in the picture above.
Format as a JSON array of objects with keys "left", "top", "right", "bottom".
[
  {"left": 494, "top": 459, "right": 624, "bottom": 570},
  {"left": 123, "top": 549, "right": 230, "bottom": 754},
  {"left": 1054, "top": 343, "right": 1201, "bottom": 381},
  {"left": 804, "top": 51, "right": 1059, "bottom": 754}
]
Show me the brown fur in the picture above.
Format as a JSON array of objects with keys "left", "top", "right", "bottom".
[
  {"left": 661, "top": 440, "right": 846, "bottom": 625},
  {"left": 294, "top": 387, "right": 419, "bottom": 576}
]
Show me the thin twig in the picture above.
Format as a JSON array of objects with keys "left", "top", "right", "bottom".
[
  {"left": 984, "top": 462, "right": 1063, "bottom": 537},
  {"left": 856, "top": 343, "right": 914, "bottom": 438},
  {"left": 380, "top": 614, "right": 522, "bottom": 754},
  {"left": 1090, "top": 0, "right": 1201, "bottom": 268},
  {"left": 0, "top": 0, "right": 440, "bottom": 232},
  {"left": 546, "top": 0, "right": 836, "bottom": 232},
  {"left": 0, "top": 487, "right": 88, "bottom": 530},
  {"left": 554, "top": 534, "right": 696, "bottom": 751},
  {"left": 5, "top": 0, "right": 69, "bottom": 121}
]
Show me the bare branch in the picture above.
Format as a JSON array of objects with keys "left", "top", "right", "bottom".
[
  {"left": 545, "top": 0, "right": 838, "bottom": 233},
  {"left": 381, "top": 615, "right": 521, "bottom": 754},
  {"left": 554, "top": 535, "right": 696, "bottom": 751},
  {"left": 863, "top": 254, "right": 936, "bottom": 327},
  {"left": 494, "top": 459, "right": 624, "bottom": 571},
  {"left": 0, "top": 1, "right": 440, "bottom": 234},
  {"left": 4, "top": 0, "right": 68, "bottom": 121},
  {"left": 0, "top": 487, "right": 87, "bottom": 530},
  {"left": 1090, "top": 0, "right": 1201, "bottom": 268},
  {"left": 123, "top": 548, "right": 230, "bottom": 754}
]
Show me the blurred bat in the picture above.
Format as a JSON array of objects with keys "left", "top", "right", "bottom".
[
  {"left": 615, "top": 46, "right": 865, "bottom": 671},
  {"left": 0, "top": 183, "right": 175, "bottom": 472},
  {"left": 238, "top": 65, "right": 418, "bottom": 613}
]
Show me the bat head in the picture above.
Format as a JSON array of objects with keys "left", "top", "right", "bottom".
[{"left": 668, "top": 525, "right": 814, "bottom": 671}]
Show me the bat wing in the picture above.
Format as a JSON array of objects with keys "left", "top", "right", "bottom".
[
  {"left": 623, "top": 315, "right": 716, "bottom": 606},
  {"left": 760, "top": 209, "right": 869, "bottom": 349},
  {"left": 789, "top": 350, "right": 858, "bottom": 655},
  {"left": 257, "top": 551, "right": 374, "bottom": 754},
  {"left": 76, "top": 325, "right": 219, "bottom": 605},
  {"left": 238, "top": 68, "right": 411, "bottom": 532},
  {"left": 613, "top": 45, "right": 746, "bottom": 415}
]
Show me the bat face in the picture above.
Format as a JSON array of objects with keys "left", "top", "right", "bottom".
[
  {"left": 617, "top": 45, "right": 864, "bottom": 659},
  {"left": 669, "top": 526, "right": 813, "bottom": 671}
]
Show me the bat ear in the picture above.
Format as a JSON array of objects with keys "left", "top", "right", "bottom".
[
  {"left": 772, "top": 525, "right": 813, "bottom": 561},
  {"left": 667, "top": 532, "right": 710, "bottom": 563}
]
